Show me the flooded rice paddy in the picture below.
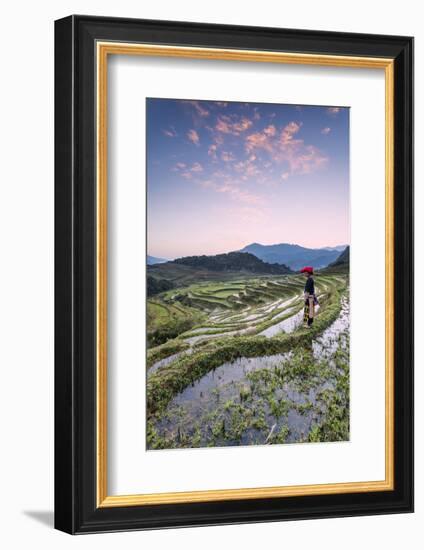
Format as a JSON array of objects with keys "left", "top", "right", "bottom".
[{"left": 147, "top": 282, "right": 350, "bottom": 450}]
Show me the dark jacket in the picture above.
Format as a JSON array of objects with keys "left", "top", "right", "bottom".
[{"left": 304, "top": 276, "right": 315, "bottom": 295}]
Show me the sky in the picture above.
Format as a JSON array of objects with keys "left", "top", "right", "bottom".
[{"left": 146, "top": 98, "right": 349, "bottom": 259}]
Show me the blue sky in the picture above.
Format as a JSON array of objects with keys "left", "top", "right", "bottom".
[{"left": 147, "top": 98, "right": 349, "bottom": 259}]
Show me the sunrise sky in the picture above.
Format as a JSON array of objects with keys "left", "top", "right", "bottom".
[{"left": 146, "top": 98, "right": 349, "bottom": 259}]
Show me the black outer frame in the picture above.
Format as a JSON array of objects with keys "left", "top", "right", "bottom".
[{"left": 54, "top": 15, "right": 414, "bottom": 534}]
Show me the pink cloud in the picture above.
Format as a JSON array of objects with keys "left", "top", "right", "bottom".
[
  {"left": 263, "top": 125, "right": 276, "bottom": 137},
  {"left": 233, "top": 154, "right": 261, "bottom": 181},
  {"left": 321, "top": 127, "right": 331, "bottom": 135},
  {"left": 187, "top": 129, "right": 200, "bottom": 145},
  {"left": 162, "top": 127, "right": 177, "bottom": 137},
  {"left": 184, "top": 100, "right": 209, "bottom": 117},
  {"left": 327, "top": 107, "right": 341, "bottom": 115},
  {"left": 244, "top": 164, "right": 260, "bottom": 178},
  {"left": 221, "top": 151, "right": 236, "bottom": 162},
  {"left": 216, "top": 115, "right": 253, "bottom": 135},
  {"left": 214, "top": 183, "right": 262, "bottom": 205},
  {"left": 196, "top": 177, "right": 262, "bottom": 205},
  {"left": 245, "top": 131, "right": 274, "bottom": 154},
  {"left": 245, "top": 121, "right": 327, "bottom": 178},
  {"left": 208, "top": 144, "right": 218, "bottom": 158},
  {"left": 279, "top": 121, "right": 302, "bottom": 145},
  {"left": 192, "top": 164, "right": 264, "bottom": 205},
  {"left": 191, "top": 162, "right": 203, "bottom": 172},
  {"left": 172, "top": 162, "right": 186, "bottom": 171},
  {"left": 180, "top": 171, "right": 192, "bottom": 179},
  {"left": 215, "top": 118, "right": 231, "bottom": 134},
  {"left": 172, "top": 161, "right": 203, "bottom": 176},
  {"left": 288, "top": 145, "right": 328, "bottom": 174},
  {"left": 206, "top": 132, "right": 225, "bottom": 159}
]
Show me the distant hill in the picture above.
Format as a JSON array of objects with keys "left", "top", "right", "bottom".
[
  {"left": 146, "top": 275, "right": 174, "bottom": 297},
  {"left": 238, "top": 242, "right": 346, "bottom": 270},
  {"left": 173, "top": 252, "right": 293, "bottom": 274},
  {"left": 147, "top": 255, "right": 168, "bottom": 265},
  {"left": 332, "top": 246, "right": 349, "bottom": 265},
  {"left": 322, "top": 246, "right": 350, "bottom": 273},
  {"left": 321, "top": 245, "right": 347, "bottom": 252}
]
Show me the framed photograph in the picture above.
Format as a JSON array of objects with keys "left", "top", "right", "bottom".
[{"left": 54, "top": 15, "right": 413, "bottom": 534}]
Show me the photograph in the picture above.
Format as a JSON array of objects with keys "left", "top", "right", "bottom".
[
  {"left": 51, "top": 12, "right": 413, "bottom": 535},
  {"left": 146, "top": 98, "right": 350, "bottom": 450}
]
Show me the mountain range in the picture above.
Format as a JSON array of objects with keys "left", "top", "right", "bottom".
[
  {"left": 147, "top": 255, "right": 168, "bottom": 265},
  {"left": 238, "top": 242, "right": 348, "bottom": 270}
]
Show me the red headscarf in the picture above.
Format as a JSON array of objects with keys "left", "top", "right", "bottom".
[{"left": 300, "top": 266, "right": 314, "bottom": 274}]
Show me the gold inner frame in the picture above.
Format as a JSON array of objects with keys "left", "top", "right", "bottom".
[{"left": 96, "top": 42, "right": 395, "bottom": 508}]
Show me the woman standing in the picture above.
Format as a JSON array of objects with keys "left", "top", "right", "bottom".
[{"left": 301, "top": 266, "right": 315, "bottom": 327}]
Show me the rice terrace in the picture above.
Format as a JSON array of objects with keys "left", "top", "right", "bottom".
[{"left": 146, "top": 249, "right": 350, "bottom": 450}]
